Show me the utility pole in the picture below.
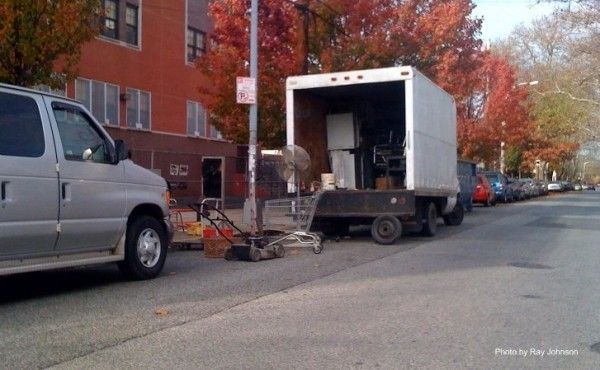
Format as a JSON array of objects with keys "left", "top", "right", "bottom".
[{"left": 248, "top": 0, "right": 259, "bottom": 234}]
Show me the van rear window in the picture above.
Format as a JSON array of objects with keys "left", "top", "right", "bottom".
[{"left": 0, "top": 92, "right": 45, "bottom": 158}]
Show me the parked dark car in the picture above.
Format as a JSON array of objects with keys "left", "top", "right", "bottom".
[
  {"left": 458, "top": 160, "right": 477, "bottom": 212},
  {"left": 534, "top": 181, "right": 548, "bottom": 196},
  {"left": 508, "top": 179, "right": 525, "bottom": 201},
  {"left": 481, "top": 171, "right": 513, "bottom": 203},
  {"left": 519, "top": 178, "right": 538, "bottom": 198},
  {"left": 560, "top": 181, "right": 573, "bottom": 191}
]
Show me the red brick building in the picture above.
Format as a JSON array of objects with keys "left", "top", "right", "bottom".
[{"left": 60, "top": 0, "right": 241, "bottom": 203}]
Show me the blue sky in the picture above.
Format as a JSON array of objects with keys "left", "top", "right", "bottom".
[{"left": 472, "top": 0, "right": 559, "bottom": 42}]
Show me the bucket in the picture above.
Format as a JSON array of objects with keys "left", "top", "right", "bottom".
[
  {"left": 321, "top": 173, "right": 336, "bottom": 190},
  {"left": 203, "top": 226, "right": 234, "bottom": 239}
]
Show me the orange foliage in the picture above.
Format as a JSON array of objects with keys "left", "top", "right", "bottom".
[
  {"left": 458, "top": 54, "right": 534, "bottom": 163},
  {"left": 199, "top": 0, "right": 483, "bottom": 147},
  {"left": 197, "top": 0, "right": 300, "bottom": 146}
]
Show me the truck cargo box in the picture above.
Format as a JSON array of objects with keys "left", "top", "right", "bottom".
[{"left": 285, "top": 66, "right": 457, "bottom": 197}]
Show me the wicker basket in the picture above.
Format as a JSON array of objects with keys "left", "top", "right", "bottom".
[{"left": 203, "top": 236, "right": 241, "bottom": 258}]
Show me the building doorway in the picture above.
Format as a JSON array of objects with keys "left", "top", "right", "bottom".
[{"left": 202, "top": 157, "right": 224, "bottom": 199}]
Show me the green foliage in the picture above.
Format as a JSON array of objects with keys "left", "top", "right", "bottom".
[
  {"left": 0, "top": 0, "right": 101, "bottom": 88},
  {"left": 504, "top": 146, "right": 522, "bottom": 175}
]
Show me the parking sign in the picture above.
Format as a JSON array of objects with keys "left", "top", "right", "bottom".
[{"left": 236, "top": 77, "right": 256, "bottom": 104}]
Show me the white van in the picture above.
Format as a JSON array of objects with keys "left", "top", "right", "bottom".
[{"left": 0, "top": 83, "right": 173, "bottom": 279}]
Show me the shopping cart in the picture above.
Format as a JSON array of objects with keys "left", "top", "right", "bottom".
[
  {"left": 263, "top": 193, "right": 322, "bottom": 254},
  {"left": 190, "top": 196, "right": 322, "bottom": 261}
]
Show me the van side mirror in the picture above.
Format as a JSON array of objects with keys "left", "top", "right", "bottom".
[{"left": 115, "top": 139, "right": 129, "bottom": 162}]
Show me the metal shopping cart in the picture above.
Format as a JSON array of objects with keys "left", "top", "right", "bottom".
[{"left": 263, "top": 193, "right": 323, "bottom": 254}]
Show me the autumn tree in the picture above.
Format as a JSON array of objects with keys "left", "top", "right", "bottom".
[
  {"left": 458, "top": 53, "right": 533, "bottom": 171},
  {"left": 197, "top": 0, "right": 300, "bottom": 146},
  {"left": 0, "top": 0, "right": 101, "bottom": 88},
  {"left": 199, "top": 0, "right": 484, "bottom": 147}
]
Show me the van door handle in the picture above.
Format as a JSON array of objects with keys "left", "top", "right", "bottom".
[
  {"left": 61, "top": 183, "right": 71, "bottom": 202},
  {"left": 1, "top": 181, "right": 8, "bottom": 201}
]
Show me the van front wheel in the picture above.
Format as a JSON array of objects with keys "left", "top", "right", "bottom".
[{"left": 118, "top": 216, "right": 168, "bottom": 280}]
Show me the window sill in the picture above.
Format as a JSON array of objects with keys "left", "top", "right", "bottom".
[
  {"left": 125, "top": 125, "right": 151, "bottom": 132},
  {"left": 101, "top": 122, "right": 121, "bottom": 128},
  {"left": 96, "top": 35, "right": 141, "bottom": 51},
  {"left": 186, "top": 134, "right": 226, "bottom": 142}
]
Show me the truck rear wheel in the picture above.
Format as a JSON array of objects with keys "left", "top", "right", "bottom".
[
  {"left": 421, "top": 202, "right": 438, "bottom": 237},
  {"left": 443, "top": 202, "right": 464, "bottom": 226},
  {"left": 118, "top": 216, "right": 168, "bottom": 280},
  {"left": 371, "top": 216, "right": 402, "bottom": 245}
]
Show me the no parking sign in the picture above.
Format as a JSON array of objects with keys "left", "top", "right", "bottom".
[{"left": 236, "top": 77, "right": 256, "bottom": 104}]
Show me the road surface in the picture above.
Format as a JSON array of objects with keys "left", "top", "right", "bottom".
[{"left": 1, "top": 192, "right": 599, "bottom": 369}]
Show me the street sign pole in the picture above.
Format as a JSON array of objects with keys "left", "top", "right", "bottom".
[{"left": 247, "top": 0, "right": 259, "bottom": 234}]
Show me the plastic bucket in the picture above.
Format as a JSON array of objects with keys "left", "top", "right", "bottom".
[{"left": 321, "top": 173, "right": 336, "bottom": 190}]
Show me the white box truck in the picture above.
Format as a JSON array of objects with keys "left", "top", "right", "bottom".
[{"left": 285, "top": 66, "right": 463, "bottom": 244}]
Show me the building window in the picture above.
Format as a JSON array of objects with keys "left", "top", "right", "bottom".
[
  {"left": 187, "top": 27, "right": 205, "bottom": 63},
  {"left": 187, "top": 101, "right": 206, "bottom": 137},
  {"left": 125, "top": 4, "right": 139, "bottom": 45},
  {"left": 75, "top": 78, "right": 120, "bottom": 126},
  {"left": 102, "top": 0, "right": 119, "bottom": 40},
  {"left": 126, "top": 88, "right": 151, "bottom": 130},
  {"left": 100, "top": 0, "right": 140, "bottom": 47}
]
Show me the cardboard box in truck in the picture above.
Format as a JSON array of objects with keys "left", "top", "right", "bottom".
[{"left": 285, "top": 66, "right": 464, "bottom": 244}]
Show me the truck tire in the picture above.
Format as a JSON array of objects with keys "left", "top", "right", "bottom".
[
  {"left": 443, "top": 202, "right": 464, "bottom": 226},
  {"left": 118, "top": 216, "right": 168, "bottom": 280},
  {"left": 371, "top": 216, "right": 402, "bottom": 245},
  {"left": 421, "top": 202, "right": 437, "bottom": 237}
]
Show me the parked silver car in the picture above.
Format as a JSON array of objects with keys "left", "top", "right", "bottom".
[
  {"left": 547, "top": 181, "right": 563, "bottom": 192},
  {"left": 0, "top": 83, "right": 173, "bottom": 279}
]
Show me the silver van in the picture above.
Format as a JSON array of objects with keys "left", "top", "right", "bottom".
[{"left": 0, "top": 83, "right": 173, "bottom": 279}]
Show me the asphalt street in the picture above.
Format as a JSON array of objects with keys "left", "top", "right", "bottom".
[{"left": 1, "top": 192, "right": 600, "bottom": 369}]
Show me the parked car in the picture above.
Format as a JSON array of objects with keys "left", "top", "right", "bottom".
[
  {"left": 509, "top": 179, "right": 525, "bottom": 201},
  {"left": 574, "top": 183, "right": 583, "bottom": 191},
  {"left": 560, "top": 181, "right": 573, "bottom": 191},
  {"left": 547, "top": 181, "right": 564, "bottom": 192},
  {"left": 535, "top": 181, "right": 548, "bottom": 196},
  {"left": 0, "top": 83, "right": 173, "bottom": 279},
  {"left": 473, "top": 174, "right": 496, "bottom": 206},
  {"left": 520, "top": 178, "right": 538, "bottom": 198},
  {"left": 481, "top": 171, "right": 513, "bottom": 203},
  {"left": 458, "top": 160, "right": 477, "bottom": 212}
]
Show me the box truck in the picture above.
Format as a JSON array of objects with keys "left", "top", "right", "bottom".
[{"left": 285, "top": 66, "right": 463, "bottom": 244}]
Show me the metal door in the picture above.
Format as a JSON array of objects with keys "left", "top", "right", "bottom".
[{"left": 46, "top": 99, "right": 126, "bottom": 252}]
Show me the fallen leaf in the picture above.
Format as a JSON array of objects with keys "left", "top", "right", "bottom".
[{"left": 155, "top": 308, "right": 170, "bottom": 316}]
